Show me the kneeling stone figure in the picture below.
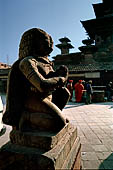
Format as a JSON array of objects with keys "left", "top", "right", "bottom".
[{"left": 2, "top": 28, "right": 70, "bottom": 132}]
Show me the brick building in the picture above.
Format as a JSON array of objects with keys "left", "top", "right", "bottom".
[{"left": 0, "top": 62, "right": 11, "bottom": 93}]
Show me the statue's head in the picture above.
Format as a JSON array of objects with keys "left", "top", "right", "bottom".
[{"left": 19, "top": 28, "right": 53, "bottom": 59}]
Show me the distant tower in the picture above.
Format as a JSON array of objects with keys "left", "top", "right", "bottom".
[{"left": 56, "top": 37, "right": 74, "bottom": 55}]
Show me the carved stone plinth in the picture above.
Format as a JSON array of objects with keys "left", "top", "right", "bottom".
[
  {"left": 0, "top": 123, "right": 81, "bottom": 170},
  {"left": 10, "top": 123, "right": 71, "bottom": 151}
]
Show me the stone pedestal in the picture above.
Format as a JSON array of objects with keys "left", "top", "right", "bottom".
[
  {"left": 92, "top": 90, "right": 105, "bottom": 102},
  {"left": 0, "top": 123, "right": 81, "bottom": 170}
]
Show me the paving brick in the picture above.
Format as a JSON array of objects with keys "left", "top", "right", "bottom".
[
  {"left": 96, "top": 152, "right": 113, "bottom": 161},
  {"left": 82, "top": 160, "right": 102, "bottom": 170},
  {"left": 81, "top": 152, "right": 98, "bottom": 160},
  {"left": 81, "top": 144, "right": 94, "bottom": 152},
  {"left": 63, "top": 102, "right": 113, "bottom": 170}
]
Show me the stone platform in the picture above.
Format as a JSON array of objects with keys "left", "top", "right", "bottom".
[
  {"left": 10, "top": 123, "right": 72, "bottom": 150},
  {"left": 0, "top": 123, "right": 81, "bottom": 170}
]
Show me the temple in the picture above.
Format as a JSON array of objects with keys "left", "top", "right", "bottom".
[
  {"left": 81, "top": 0, "right": 113, "bottom": 62},
  {"left": 53, "top": 0, "right": 113, "bottom": 86}
]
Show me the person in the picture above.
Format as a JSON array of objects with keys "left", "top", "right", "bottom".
[
  {"left": 74, "top": 80, "right": 84, "bottom": 103},
  {"left": 2, "top": 28, "right": 70, "bottom": 132},
  {"left": 67, "top": 80, "right": 73, "bottom": 101},
  {"left": 106, "top": 81, "right": 113, "bottom": 101},
  {"left": 81, "top": 80, "right": 87, "bottom": 103},
  {"left": 85, "top": 80, "right": 93, "bottom": 104}
]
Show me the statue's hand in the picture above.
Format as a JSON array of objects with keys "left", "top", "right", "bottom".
[
  {"left": 56, "top": 65, "right": 68, "bottom": 79},
  {"left": 57, "top": 77, "right": 67, "bottom": 87}
]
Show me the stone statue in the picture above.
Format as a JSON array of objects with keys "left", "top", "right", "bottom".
[{"left": 2, "top": 28, "right": 70, "bottom": 132}]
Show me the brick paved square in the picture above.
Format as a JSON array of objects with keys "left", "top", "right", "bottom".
[
  {"left": 63, "top": 102, "right": 113, "bottom": 169},
  {"left": 1, "top": 102, "right": 113, "bottom": 170}
]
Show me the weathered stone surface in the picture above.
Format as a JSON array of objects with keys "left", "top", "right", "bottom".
[
  {"left": 0, "top": 144, "right": 54, "bottom": 170},
  {"left": 0, "top": 124, "right": 81, "bottom": 170},
  {"left": 10, "top": 123, "right": 73, "bottom": 150},
  {"left": 92, "top": 90, "right": 105, "bottom": 102},
  {"left": 61, "top": 137, "right": 81, "bottom": 169}
]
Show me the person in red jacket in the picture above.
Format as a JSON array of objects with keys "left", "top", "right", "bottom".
[{"left": 74, "top": 80, "right": 84, "bottom": 103}]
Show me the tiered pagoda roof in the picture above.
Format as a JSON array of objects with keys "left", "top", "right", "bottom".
[
  {"left": 81, "top": 0, "right": 113, "bottom": 39},
  {"left": 55, "top": 37, "right": 74, "bottom": 50},
  {"left": 93, "top": 0, "right": 113, "bottom": 18}
]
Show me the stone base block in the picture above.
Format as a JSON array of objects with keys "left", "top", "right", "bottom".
[
  {"left": 0, "top": 124, "right": 81, "bottom": 170},
  {"left": 10, "top": 123, "right": 72, "bottom": 150},
  {"left": 92, "top": 91, "right": 105, "bottom": 102}
]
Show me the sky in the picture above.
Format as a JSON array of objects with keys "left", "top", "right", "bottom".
[{"left": 0, "top": 0, "right": 102, "bottom": 65}]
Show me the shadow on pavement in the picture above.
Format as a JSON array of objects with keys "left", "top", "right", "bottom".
[
  {"left": 64, "top": 101, "right": 113, "bottom": 109},
  {"left": 93, "top": 102, "right": 113, "bottom": 109},
  {"left": 110, "top": 105, "right": 113, "bottom": 109},
  {"left": 99, "top": 153, "right": 113, "bottom": 170},
  {"left": 94, "top": 102, "right": 113, "bottom": 105},
  {"left": 64, "top": 102, "right": 84, "bottom": 109}
]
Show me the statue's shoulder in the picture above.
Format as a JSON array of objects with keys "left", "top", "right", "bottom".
[{"left": 19, "top": 56, "right": 38, "bottom": 68}]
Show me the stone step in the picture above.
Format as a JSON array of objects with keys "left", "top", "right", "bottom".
[
  {"left": 44, "top": 125, "right": 79, "bottom": 169},
  {"left": 0, "top": 124, "right": 81, "bottom": 170},
  {"left": 10, "top": 123, "right": 73, "bottom": 150}
]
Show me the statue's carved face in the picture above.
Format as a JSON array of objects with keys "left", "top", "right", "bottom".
[
  {"left": 19, "top": 28, "right": 53, "bottom": 59},
  {"left": 38, "top": 33, "right": 53, "bottom": 56}
]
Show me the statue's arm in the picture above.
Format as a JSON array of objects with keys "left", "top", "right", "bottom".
[
  {"left": 19, "top": 57, "right": 66, "bottom": 92},
  {"left": 47, "top": 66, "right": 68, "bottom": 80}
]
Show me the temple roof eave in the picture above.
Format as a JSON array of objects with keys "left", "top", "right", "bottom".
[
  {"left": 92, "top": 3, "right": 104, "bottom": 18},
  {"left": 54, "top": 63, "right": 113, "bottom": 72},
  {"left": 59, "top": 37, "right": 71, "bottom": 43},
  {"left": 81, "top": 15, "right": 113, "bottom": 38},
  {"left": 55, "top": 43, "right": 74, "bottom": 49}
]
